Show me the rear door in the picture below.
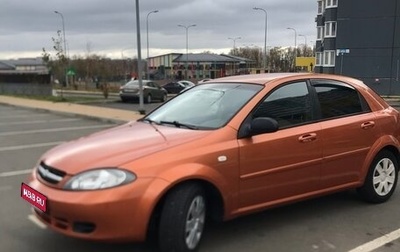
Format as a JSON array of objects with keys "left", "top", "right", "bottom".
[{"left": 311, "top": 79, "right": 380, "bottom": 188}]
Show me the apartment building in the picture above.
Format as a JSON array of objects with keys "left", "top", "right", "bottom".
[{"left": 314, "top": 0, "right": 400, "bottom": 95}]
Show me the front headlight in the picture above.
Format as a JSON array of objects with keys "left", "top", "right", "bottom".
[{"left": 64, "top": 168, "right": 136, "bottom": 191}]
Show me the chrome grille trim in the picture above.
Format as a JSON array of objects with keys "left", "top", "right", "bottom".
[{"left": 37, "top": 163, "right": 65, "bottom": 183}]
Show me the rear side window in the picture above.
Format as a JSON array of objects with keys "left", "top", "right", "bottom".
[{"left": 313, "top": 81, "right": 368, "bottom": 119}]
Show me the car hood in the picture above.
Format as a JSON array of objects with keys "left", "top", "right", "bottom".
[{"left": 41, "top": 122, "right": 211, "bottom": 174}]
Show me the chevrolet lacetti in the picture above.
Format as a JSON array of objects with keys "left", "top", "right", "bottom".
[{"left": 22, "top": 73, "right": 400, "bottom": 252}]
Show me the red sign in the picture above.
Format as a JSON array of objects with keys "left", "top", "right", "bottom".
[{"left": 21, "top": 183, "right": 47, "bottom": 212}]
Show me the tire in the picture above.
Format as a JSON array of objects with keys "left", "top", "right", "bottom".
[
  {"left": 158, "top": 183, "right": 206, "bottom": 252},
  {"left": 145, "top": 94, "right": 152, "bottom": 104},
  {"left": 120, "top": 97, "right": 128, "bottom": 103},
  {"left": 357, "top": 150, "right": 399, "bottom": 203},
  {"left": 161, "top": 93, "right": 167, "bottom": 102}
]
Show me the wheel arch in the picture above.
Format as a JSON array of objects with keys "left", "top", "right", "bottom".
[
  {"left": 146, "top": 178, "right": 225, "bottom": 241},
  {"left": 361, "top": 135, "right": 400, "bottom": 182}
]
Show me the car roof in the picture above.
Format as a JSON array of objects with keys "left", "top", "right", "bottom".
[
  {"left": 126, "top": 80, "right": 152, "bottom": 85},
  {"left": 210, "top": 73, "right": 365, "bottom": 87}
]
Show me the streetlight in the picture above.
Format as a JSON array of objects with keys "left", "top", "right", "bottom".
[
  {"left": 146, "top": 10, "right": 159, "bottom": 80},
  {"left": 135, "top": 0, "right": 145, "bottom": 114},
  {"left": 178, "top": 24, "right": 196, "bottom": 80},
  {"left": 287, "top": 27, "right": 297, "bottom": 54},
  {"left": 298, "top": 34, "right": 308, "bottom": 48},
  {"left": 54, "top": 10, "right": 68, "bottom": 87},
  {"left": 228, "top": 37, "right": 241, "bottom": 75},
  {"left": 121, "top": 47, "right": 134, "bottom": 82},
  {"left": 253, "top": 7, "right": 268, "bottom": 72},
  {"left": 228, "top": 37, "right": 241, "bottom": 54},
  {"left": 287, "top": 27, "right": 297, "bottom": 71}
]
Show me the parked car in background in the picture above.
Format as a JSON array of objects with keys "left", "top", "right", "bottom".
[
  {"left": 163, "top": 80, "right": 196, "bottom": 94},
  {"left": 162, "top": 81, "right": 187, "bottom": 94},
  {"left": 24, "top": 73, "right": 400, "bottom": 252},
  {"left": 197, "top": 78, "right": 212, "bottom": 84},
  {"left": 119, "top": 80, "right": 167, "bottom": 103},
  {"left": 178, "top": 80, "right": 196, "bottom": 88}
]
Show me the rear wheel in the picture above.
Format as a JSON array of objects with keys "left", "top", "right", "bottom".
[
  {"left": 357, "top": 150, "right": 398, "bottom": 203},
  {"left": 158, "top": 183, "right": 206, "bottom": 252}
]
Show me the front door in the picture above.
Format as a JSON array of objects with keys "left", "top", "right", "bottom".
[{"left": 238, "top": 81, "right": 323, "bottom": 209}]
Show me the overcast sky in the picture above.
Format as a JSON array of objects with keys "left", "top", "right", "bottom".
[{"left": 0, "top": 0, "right": 317, "bottom": 60}]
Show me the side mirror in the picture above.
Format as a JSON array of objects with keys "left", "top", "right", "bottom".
[{"left": 248, "top": 117, "right": 279, "bottom": 136}]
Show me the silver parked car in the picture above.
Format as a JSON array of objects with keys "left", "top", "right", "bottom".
[{"left": 119, "top": 80, "right": 167, "bottom": 103}]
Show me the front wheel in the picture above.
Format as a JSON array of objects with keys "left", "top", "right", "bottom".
[
  {"left": 161, "top": 93, "right": 168, "bottom": 102},
  {"left": 145, "top": 94, "right": 152, "bottom": 104},
  {"left": 158, "top": 183, "right": 206, "bottom": 252},
  {"left": 357, "top": 150, "right": 399, "bottom": 203}
]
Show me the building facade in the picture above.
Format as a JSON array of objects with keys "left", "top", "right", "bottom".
[
  {"left": 315, "top": 0, "right": 400, "bottom": 95},
  {"left": 148, "top": 53, "right": 254, "bottom": 81},
  {"left": 0, "top": 58, "right": 51, "bottom": 95}
]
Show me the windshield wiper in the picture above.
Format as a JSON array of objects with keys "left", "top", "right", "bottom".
[{"left": 159, "top": 120, "right": 199, "bottom": 130}]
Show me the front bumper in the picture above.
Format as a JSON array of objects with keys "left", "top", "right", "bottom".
[{"left": 28, "top": 175, "right": 165, "bottom": 242}]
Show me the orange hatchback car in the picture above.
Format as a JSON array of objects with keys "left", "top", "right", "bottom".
[{"left": 24, "top": 73, "right": 400, "bottom": 252}]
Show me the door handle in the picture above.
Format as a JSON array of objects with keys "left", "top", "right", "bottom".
[
  {"left": 361, "top": 121, "right": 375, "bottom": 130},
  {"left": 298, "top": 133, "right": 317, "bottom": 143}
]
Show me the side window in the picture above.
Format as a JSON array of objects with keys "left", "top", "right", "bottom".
[
  {"left": 253, "top": 82, "right": 312, "bottom": 128},
  {"left": 313, "top": 82, "right": 366, "bottom": 119}
]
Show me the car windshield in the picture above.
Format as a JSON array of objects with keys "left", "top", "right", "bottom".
[{"left": 144, "top": 83, "right": 263, "bottom": 129}]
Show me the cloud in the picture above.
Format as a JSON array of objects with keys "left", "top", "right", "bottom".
[{"left": 0, "top": 0, "right": 317, "bottom": 59}]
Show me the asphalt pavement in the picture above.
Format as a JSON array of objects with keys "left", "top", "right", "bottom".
[{"left": 1, "top": 94, "right": 400, "bottom": 251}]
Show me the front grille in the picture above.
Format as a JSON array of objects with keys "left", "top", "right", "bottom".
[{"left": 37, "top": 162, "right": 66, "bottom": 184}]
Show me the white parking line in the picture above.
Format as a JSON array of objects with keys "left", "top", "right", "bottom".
[
  {"left": 0, "top": 141, "right": 64, "bottom": 152},
  {"left": 28, "top": 214, "right": 47, "bottom": 229},
  {"left": 348, "top": 228, "right": 400, "bottom": 252},
  {"left": 0, "top": 124, "right": 111, "bottom": 136},
  {"left": 0, "top": 141, "right": 65, "bottom": 152},
  {"left": 0, "top": 118, "right": 80, "bottom": 126},
  {"left": 0, "top": 169, "right": 32, "bottom": 177}
]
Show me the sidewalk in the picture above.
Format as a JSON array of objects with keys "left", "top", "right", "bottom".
[{"left": 0, "top": 95, "right": 143, "bottom": 124}]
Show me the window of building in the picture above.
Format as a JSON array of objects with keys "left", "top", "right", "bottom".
[
  {"left": 323, "top": 50, "right": 335, "bottom": 67},
  {"left": 315, "top": 52, "right": 323, "bottom": 66},
  {"left": 325, "top": 22, "right": 336, "bottom": 37},
  {"left": 317, "top": 26, "right": 324, "bottom": 40},
  {"left": 317, "top": 0, "right": 324, "bottom": 14},
  {"left": 325, "top": 0, "right": 338, "bottom": 8}
]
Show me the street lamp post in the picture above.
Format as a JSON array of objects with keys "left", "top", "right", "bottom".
[
  {"left": 146, "top": 10, "right": 159, "bottom": 80},
  {"left": 253, "top": 7, "right": 268, "bottom": 72},
  {"left": 178, "top": 24, "right": 196, "bottom": 80},
  {"left": 121, "top": 47, "right": 134, "bottom": 82},
  {"left": 287, "top": 27, "right": 297, "bottom": 71},
  {"left": 54, "top": 10, "right": 68, "bottom": 87},
  {"left": 228, "top": 37, "right": 241, "bottom": 54},
  {"left": 228, "top": 37, "right": 241, "bottom": 75},
  {"left": 298, "top": 34, "right": 307, "bottom": 48},
  {"left": 135, "top": 0, "right": 145, "bottom": 114},
  {"left": 298, "top": 34, "right": 307, "bottom": 57}
]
